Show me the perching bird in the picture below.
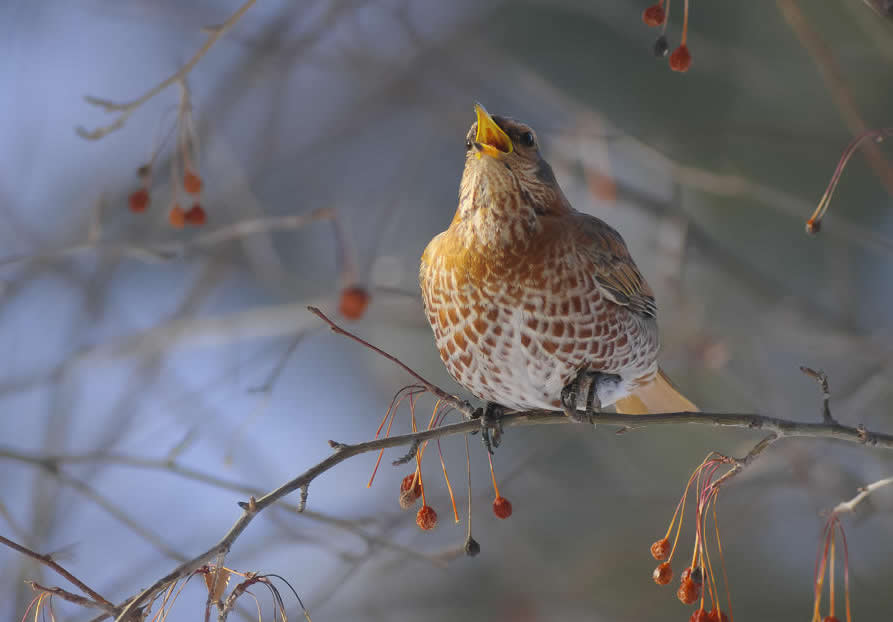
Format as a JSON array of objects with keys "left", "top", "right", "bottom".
[{"left": 419, "top": 104, "right": 697, "bottom": 423}]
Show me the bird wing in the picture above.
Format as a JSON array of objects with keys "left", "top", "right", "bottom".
[{"left": 572, "top": 213, "right": 657, "bottom": 318}]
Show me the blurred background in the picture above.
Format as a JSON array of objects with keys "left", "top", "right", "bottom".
[{"left": 3, "top": 0, "right": 893, "bottom": 620}]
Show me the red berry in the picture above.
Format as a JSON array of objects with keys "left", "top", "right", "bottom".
[
  {"left": 168, "top": 204, "right": 186, "bottom": 229},
  {"left": 128, "top": 188, "right": 150, "bottom": 213},
  {"left": 650, "top": 537, "right": 670, "bottom": 560},
  {"left": 185, "top": 203, "right": 206, "bottom": 226},
  {"left": 183, "top": 170, "right": 203, "bottom": 194},
  {"left": 492, "top": 496, "right": 512, "bottom": 519},
  {"left": 652, "top": 562, "right": 673, "bottom": 585},
  {"left": 821, "top": 618, "right": 840, "bottom": 622},
  {"left": 681, "top": 566, "right": 703, "bottom": 585},
  {"left": 707, "top": 608, "right": 730, "bottom": 622},
  {"left": 690, "top": 609, "right": 710, "bottom": 622},
  {"left": 401, "top": 474, "right": 421, "bottom": 498},
  {"left": 669, "top": 45, "right": 692, "bottom": 72},
  {"left": 338, "top": 286, "right": 370, "bottom": 320},
  {"left": 642, "top": 4, "right": 666, "bottom": 27},
  {"left": 676, "top": 578, "right": 701, "bottom": 605},
  {"left": 416, "top": 505, "right": 438, "bottom": 530}
]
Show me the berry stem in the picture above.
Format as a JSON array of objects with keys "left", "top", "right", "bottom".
[
  {"left": 681, "top": 0, "right": 689, "bottom": 45},
  {"left": 487, "top": 451, "right": 500, "bottom": 499}
]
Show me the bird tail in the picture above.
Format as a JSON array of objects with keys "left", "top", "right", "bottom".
[{"left": 614, "top": 368, "right": 698, "bottom": 415}]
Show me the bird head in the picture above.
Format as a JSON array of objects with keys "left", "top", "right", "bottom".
[{"left": 457, "top": 103, "right": 570, "bottom": 228}]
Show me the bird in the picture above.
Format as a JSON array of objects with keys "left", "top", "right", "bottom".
[{"left": 419, "top": 103, "right": 697, "bottom": 427}]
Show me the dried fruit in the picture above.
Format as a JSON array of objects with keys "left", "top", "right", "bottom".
[
  {"left": 676, "top": 577, "right": 701, "bottom": 605},
  {"left": 185, "top": 203, "right": 206, "bottom": 226},
  {"left": 339, "top": 286, "right": 370, "bottom": 320},
  {"left": 642, "top": 3, "right": 666, "bottom": 26},
  {"left": 707, "top": 608, "right": 730, "bottom": 622},
  {"left": 183, "top": 170, "right": 203, "bottom": 194},
  {"left": 669, "top": 45, "right": 692, "bottom": 72},
  {"left": 416, "top": 504, "right": 437, "bottom": 530},
  {"left": 651, "top": 537, "right": 670, "bottom": 560},
  {"left": 492, "top": 495, "right": 512, "bottom": 519},
  {"left": 168, "top": 204, "right": 186, "bottom": 229},
  {"left": 652, "top": 562, "right": 673, "bottom": 585},
  {"left": 128, "top": 188, "right": 150, "bottom": 213},
  {"left": 690, "top": 609, "right": 710, "bottom": 622}
]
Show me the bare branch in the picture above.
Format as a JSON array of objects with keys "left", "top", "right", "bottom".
[
  {"left": 832, "top": 475, "right": 893, "bottom": 515},
  {"left": 76, "top": 0, "right": 257, "bottom": 140},
  {"left": 0, "top": 536, "right": 117, "bottom": 615}
]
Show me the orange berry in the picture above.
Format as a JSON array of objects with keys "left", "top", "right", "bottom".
[
  {"left": 650, "top": 537, "right": 670, "bottom": 560},
  {"left": 680, "top": 566, "right": 703, "bottom": 585},
  {"left": 399, "top": 474, "right": 422, "bottom": 508},
  {"left": 652, "top": 562, "right": 673, "bottom": 585},
  {"left": 642, "top": 4, "right": 666, "bottom": 26},
  {"left": 168, "top": 204, "right": 186, "bottom": 229},
  {"left": 676, "top": 578, "right": 701, "bottom": 605},
  {"left": 128, "top": 188, "right": 150, "bottom": 213},
  {"left": 183, "top": 170, "right": 203, "bottom": 194},
  {"left": 338, "top": 286, "right": 370, "bottom": 320},
  {"left": 707, "top": 608, "right": 730, "bottom": 622},
  {"left": 806, "top": 218, "right": 821, "bottom": 234},
  {"left": 416, "top": 505, "right": 438, "bottom": 530},
  {"left": 669, "top": 44, "right": 692, "bottom": 72},
  {"left": 492, "top": 495, "right": 512, "bottom": 519},
  {"left": 185, "top": 203, "right": 206, "bottom": 226},
  {"left": 690, "top": 609, "right": 710, "bottom": 622}
]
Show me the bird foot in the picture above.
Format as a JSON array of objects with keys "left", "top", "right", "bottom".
[
  {"left": 560, "top": 370, "right": 618, "bottom": 424},
  {"left": 470, "top": 402, "right": 505, "bottom": 454}
]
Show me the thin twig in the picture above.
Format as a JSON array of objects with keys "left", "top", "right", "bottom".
[
  {"left": 77, "top": 0, "right": 257, "bottom": 140},
  {"left": 0, "top": 208, "right": 334, "bottom": 269},
  {"left": 832, "top": 475, "right": 893, "bottom": 515},
  {"left": 0, "top": 536, "right": 117, "bottom": 614},
  {"left": 308, "top": 306, "right": 472, "bottom": 416},
  {"left": 27, "top": 581, "right": 113, "bottom": 612}
]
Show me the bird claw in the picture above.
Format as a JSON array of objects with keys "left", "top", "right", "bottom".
[
  {"left": 561, "top": 370, "right": 606, "bottom": 424},
  {"left": 471, "top": 402, "right": 505, "bottom": 454}
]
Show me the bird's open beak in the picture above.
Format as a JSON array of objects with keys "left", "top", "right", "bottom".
[{"left": 474, "top": 103, "right": 513, "bottom": 159}]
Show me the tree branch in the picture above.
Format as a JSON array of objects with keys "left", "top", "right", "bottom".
[
  {"left": 0, "top": 535, "right": 118, "bottom": 615},
  {"left": 76, "top": 0, "right": 257, "bottom": 140}
]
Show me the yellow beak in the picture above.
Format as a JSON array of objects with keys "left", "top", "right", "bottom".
[{"left": 474, "top": 103, "right": 513, "bottom": 158}]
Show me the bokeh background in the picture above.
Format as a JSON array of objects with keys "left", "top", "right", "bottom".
[{"left": 3, "top": 1, "right": 893, "bottom": 620}]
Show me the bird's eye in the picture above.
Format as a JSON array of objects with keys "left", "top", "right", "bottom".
[
  {"left": 520, "top": 131, "right": 535, "bottom": 147},
  {"left": 465, "top": 139, "right": 472, "bottom": 150}
]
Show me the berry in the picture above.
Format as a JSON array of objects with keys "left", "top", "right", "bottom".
[
  {"left": 128, "top": 188, "right": 150, "bottom": 213},
  {"left": 338, "top": 286, "right": 370, "bottom": 320},
  {"left": 653, "top": 35, "right": 669, "bottom": 57},
  {"left": 185, "top": 203, "right": 206, "bottom": 226},
  {"left": 464, "top": 537, "right": 481, "bottom": 557},
  {"left": 399, "top": 474, "right": 422, "bottom": 509},
  {"left": 642, "top": 4, "right": 666, "bottom": 26},
  {"left": 676, "top": 578, "right": 701, "bottom": 605},
  {"left": 492, "top": 496, "right": 512, "bottom": 519},
  {"left": 168, "top": 204, "right": 186, "bottom": 229},
  {"left": 681, "top": 566, "right": 703, "bottom": 585},
  {"left": 652, "top": 562, "right": 673, "bottom": 585},
  {"left": 707, "top": 608, "right": 730, "bottom": 622},
  {"left": 690, "top": 609, "right": 710, "bottom": 622},
  {"left": 669, "top": 45, "right": 692, "bottom": 72},
  {"left": 416, "top": 505, "right": 438, "bottom": 530},
  {"left": 183, "top": 170, "right": 203, "bottom": 194},
  {"left": 806, "top": 218, "right": 821, "bottom": 234},
  {"left": 650, "top": 537, "right": 670, "bottom": 560}
]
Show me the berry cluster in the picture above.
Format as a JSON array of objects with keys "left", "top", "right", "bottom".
[
  {"left": 126, "top": 82, "right": 208, "bottom": 228},
  {"left": 641, "top": 1, "right": 692, "bottom": 72},
  {"left": 650, "top": 454, "right": 734, "bottom": 620},
  {"left": 367, "top": 387, "right": 513, "bottom": 538}
]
